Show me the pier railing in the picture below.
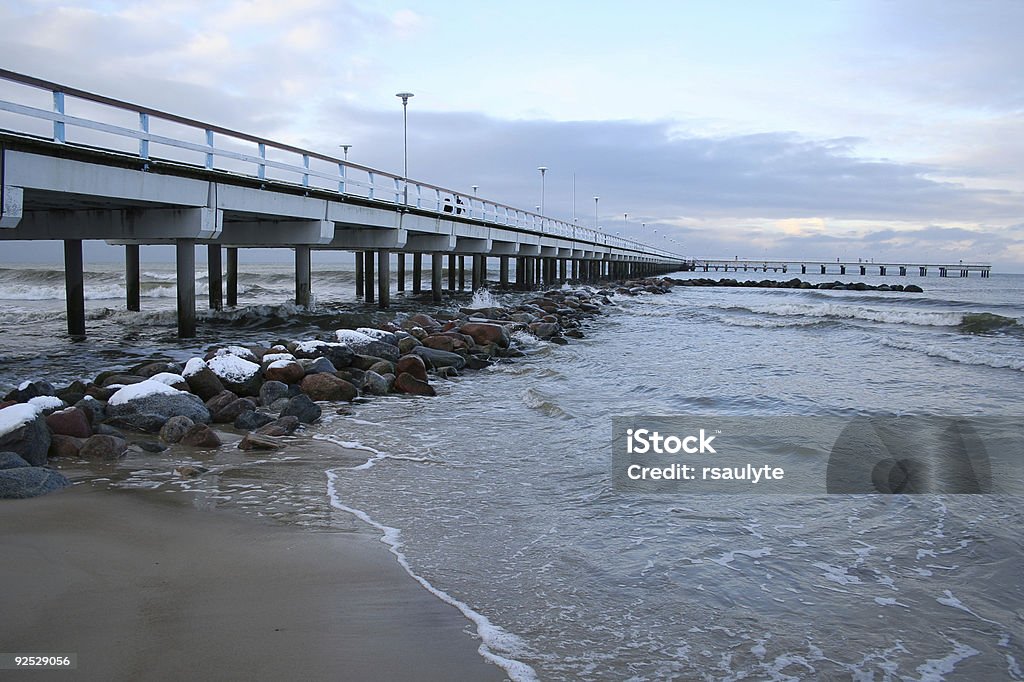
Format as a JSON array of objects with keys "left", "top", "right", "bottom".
[{"left": 0, "top": 69, "right": 684, "bottom": 261}]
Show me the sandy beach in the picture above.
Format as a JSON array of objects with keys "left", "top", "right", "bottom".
[{"left": 1, "top": 484, "right": 504, "bottom": 681}]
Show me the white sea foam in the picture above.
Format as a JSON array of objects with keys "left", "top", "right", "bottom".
[
  {"left": 881, "top": 337, "right": 1024, "bottom": 372},
  {"left": 326, "top": 469, "right": 539, "bottom": 682},
  {"left": 914, "top": 641, "right": 980, "bottom": 681},
  {"left": 469, "top": 287, "right": 500, "bottom": 309},
  {"left": 729, "top": 303, "right": 966, "bottom": 327}
]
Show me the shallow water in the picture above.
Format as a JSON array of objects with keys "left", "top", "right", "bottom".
[{"left": 5, "top": 263, "right": 1023, "bottom": 680}]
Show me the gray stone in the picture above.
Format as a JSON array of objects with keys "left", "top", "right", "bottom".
[
  {"left": 159, "top": 415, "right": 195, "bottom": 444},
  {"left": 0, "top": 412, "right": 51, "bottom": 466},
  {"left": 0, "top": 467, "right": 70, "bottom": 498},
  {"left": 233, "top": 410, "right": 276, "bottom": 431},
  {"left": 256, "top": 416, "right": 300, "bottom": 437},
  {"left": 105, "top": 391, "right": 212, "bottom": 433},
  {"left": 259, "top": 380, "right": 291, "bottom": 407},
  {"left": 180, "top": 424, "right": 222, "bottom": 448},
  {"left": 411, "top": 346, "right": 467, "bottom": 370},
  {"left": 3, "top": 380, "right": 56, "bottom": 403},
  {"left": 79, "top": 434, "right": 128, "bottom": 460},
  {"left": 298, "top": 357, "right": 338, "bottom": 376},
  {"left": 238, "top": 433, "right": 284, "bottom": 451},
  {"left": 0, "top": 452, "right": 30, "bottom": 469},
  {"left": 184, "top": 366, "right": 225, "bottom": 401},
  {"left": 361, "top": 370, "right": 391, "bottom": 396},
  {"left": 279, "top": 394, "right": 322, "bottom": 424}
]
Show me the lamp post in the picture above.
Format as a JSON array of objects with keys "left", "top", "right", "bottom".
[
  {"left": 537, "top": 166, "right": 548, "bottom": 214},
  {"left": 339, "top": 144, "right": 351, "bottom": 161},
  {"left": 594, "top": 196, "right": 599, "bottom": 230},
  {"left": 395, "top": 92, "right": 414, "bottom": 204},
  {"left": 472, "top": 184, "right": 478, "bottom": 195}
]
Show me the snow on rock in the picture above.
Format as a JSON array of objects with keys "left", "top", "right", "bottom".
[
  {"left": 183, "top": 357, "right": 208, "bottom": 377},
  {"left": 0, "top": 403, "right": 42, "bottom": 437},
  {"left": 109, "top": 380, "right": 183, "bottom": 407},
  {"left": 27, "top": 396, "right": 65, "bottom": 413},
  {"left": 214, "top": 345, "right": 258, "bottom": 363},
  {"left": 294, "top": 340, "right": 327, "bottom": 354},
  {"left": 268, "top": 359, "right": 294, "bottom": 370},
  {"left": 336, "top": 329, "right": 375, "bottom": 345},
  {"left": 148, "top": 372, "right": 187, "bottom": 386},
  {"left": 261, "top": 352, "right": 295, "bottom": 365},
  {"left": 207, "top": 354, "right": 261, "bottom": 383},
  {"left": 356, "top": 327, "right": 390, "bottom": 341}
]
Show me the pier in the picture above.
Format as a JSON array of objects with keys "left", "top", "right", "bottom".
[
  {"left": 695, "top": 259, "right": 991, "bottom": 278},
  {"left": 0, "top": 70, "right": 687, "bottom": 338}
]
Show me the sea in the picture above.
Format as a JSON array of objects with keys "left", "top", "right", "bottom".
[{"left": 1, "top": 260, "right": 1022, "bottom": 681}]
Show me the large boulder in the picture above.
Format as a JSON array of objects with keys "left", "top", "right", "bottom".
[
  {"left": 233, "top": 410, "right": 276, "bottom": 431},
  {"left": 207, "top": 354, "right": 263, "bottom": 397},
  {"left": 300, "top": 373, "right": 357, "bottom": 402},
  {"left": 79, "top": 434, "right": 128, "bottom": 460},
  {"left": 159, "top": 416, "right": 195, "bottom": 444},
  {"left": 259, "top": 381, "right": 290, "bottom": 407},
  {"left": 335, "top": 330, "right": 399, "bottom": 362},
  {"left": 105, "top": 380, "right": 211, "bottom": 433},
  {"left": 394, "top": 373, "right": 436, "bottom": 397},
  {"left": 3, "top": 380, "right": 56, "bottom": 403},
  {"left": 355, "top": 327, "right": 399, "bottom": 346},
  {"left": 460, "top": 322, "right": 511, "bottom": 349},
  {"left": 45, "top": 407, "right": 93, "bottom": 439},
  {"left": 291, "top": 341, "right": 354, "bottom": 369},
  {"left": 49, "top": 434, "right": 85, "bottom": 458},
  {"left": 279, "top": 395, "right": 321, "bottom": 424},
  {"left": 395, "top": 355, "right": 428, "bottom": 382},
  {"left": 0, "top": 466, "right": 70, "bottom": 499},
  {"left": 182, "top": 358, "right": 226, "bottom": 401},
  {"left": 298, "top": 357, "right": 338, "bottom": 376},
  {"left": 0, "top": 404, "right": 51, "bottom": 466},
  {"left": 0, "top": 452, "right": 30, "bottom": 469},
  {"left": 180, "top": 424, "right": 222, "bottom": 448},
  {"left": 361, "top": 371, "right": 391, "bottom": 396},
  {"left": 411, "top": 346, "right": 467, "bottom": 371},
  {"left": 264, "top": 360, "right": 305, "bottom": 385}
]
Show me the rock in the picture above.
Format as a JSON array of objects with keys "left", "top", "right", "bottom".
[
  {"left": 55, "top": 380, "right": 88, "bottom": 405},
  {"left": 564, "top": 329, "right": 585, "bottom": 339},
  {"left": 176, "top": 465, "right": 209, "bottom": 477},
  {"left": 0, "top": 467, "right": 70, "bottom": 498},
  {"left": 394, "top": 372, "right": 436, "bottom": 397},
  {"left": 73, "top": 397, "right": 105, "bottom": 429},
  {"left": 464, "top": 355, "right": 494, "bottom": 370},
  {"left": 137, "top": 441, "right": 168, "bottom": 453},
  {"left": 411, "top": 346, "right": 467, "bottom": 371},
  {"left": 211, "top": 397, "right": 258, "bottom": 424},
  {"left": 264, "top": 359, "right": 305, "bottom": 384},
  {"left": 905, "top": 284, "right": 924, "bottom": 293},
  {"left": 105, "top": 381, "right": 211, "bottom": 433},
  {"left": 279, "top": 395, "right": 322, "bottom": 424},
  {"left": 146, "top": 372, "right": 190, "bottom": 391},
  {"left": 460, "top": 322, "right": 511, "bottom": 349},
  {"left": 397, "top": 336, "right": 422, "bottom": 353},
  {"left": 336, "top": 330, "right": 400, "bottom": 362},
  {"left": 79, "top": 434, "right": 128, "bottom": 460},
  {"left": 395, "top": 355, "right": 429, "bottom": 382},
  {"left": 0, "top": 452, "right": 30, "bottom": 469},
  {"left": 355, "top": 327, "right": 399, "bottom": 346},
  {"left": 100, "top": 373, "right": 147, "bottom": 388},
  {"left": 0, "top": 405, "right": 51, "bottom": 466},
  {"left": 300, "top": 373, "right": 358, "bottom": 402},
  {"left": 361, "top": 371, "right": 391, "bottom": 396},
  {"left": 206, "top": 345, "right": 259, "bottom": 363},
  {"left": 27, "top": 396, "right": 66, "bottom": 415},
  {"left": 238, "top": 433, "right": 284, "bottom": 451},
  {"left": 180, "top": 424, "right": 222, "bottom": 448},
  {"left": 259, "top": 380, "right": 291, "bottom": 407},
  {"left": 291, "top": 341, "right": 355, "bottom": 369},
  {"left": 407, "top": 313, "right": 442, "bottom": 332},
  {"left": 182, "top": 359, "right": 225, "bottom": 400},
  {"left": 133, "top": 361, "right": 184, "bottom": 378},
  {"left": 233, "top": 410, "right": 276, "bottom": 431},
  {"left": 3, "top": 380, "right": 56, "bottom": 403},
  {"left": 351, "top": 354, "right": 388, "bottom": 372},
  {"left": 335, "top": 368, "right": 365, "bottom": 388},
  {"left": 435, "top": 366, "right": 459, "bottom": 379},
  {"left": 409, "top": 326, "right": 428, "bottom": 341},
  {"left": 159, "top": 416, "right": 195, "bottom": 444},
  {"left": 48, "top": 434, "right": 85, "bottom": 458},
  {"left": 367, "top": 360, "right": 395, "bottom": 376},
  {"left": 45, "top": 407, "right": 93, "bottom": 439},
  {"left": 256, "top": 416, "right": 300, "bottom": 437},
  {"left": 421, "top": 335, "right": 458, "bottom": 353},
  {"left": 207, "top": 354, "right": 263, "bottom": 397},
  {"left": 529, "top": 322, "right": 561, "bottom": 339},
  {"left": 205, "top": 390, "right": 240, "bottom": 415}
]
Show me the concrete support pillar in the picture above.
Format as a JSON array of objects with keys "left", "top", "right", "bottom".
[
  {"left": 64, "top": 239, "right": 85, "bottom": 337},
  {"left": 364, "top": 251, "right": 375, "bottom": 303},
  {"left": 377, "top": 250, "right": 390, "bottom": 309},
  {"left": 458, "top": 256, "right": 466, "bottom": 290},
  {"left": 125, "top": 244, "right": 140, "bottom": 312},
  {"left": 499, "top": 256, "right": 509, "bottom": 287},
  {"left": 431, "top": 253, "right": 443, "bottom": 302},
  {"left": 397, "top": 253, "right": 406, "bottom": 292},
  {"left": 355, "top": 251, "right": 364, "bottom": 298},
  {"left": 840, "top": 265, "right": 846, "bottom": 275},
  {"left": 226, "top": 247, "right": 238, "bottom": 306},
  {"left": 295, "top": 245, "right": 311, "bottom": 308},
  {"left": 175, "top": 239, "right": 196, "bottom": 338},
  {"left": 558, "top": 258, "right": 566, "bottom": 283},
  {"left": 412, "top": 253, "right": 423, "bottom": 294},
  {"left": 208, "top": 245, "right": 223, "bottom": 310},
  {"left": 572, "top": 259, "right": 579, "bottom": 280},
  {"left": 472, "top": 254, "right": 482, "bottom": 291},
  {"left": 448, "top": 254, "right": 456, "bottom": 291}
]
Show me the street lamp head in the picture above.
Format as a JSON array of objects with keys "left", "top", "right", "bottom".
[
  {"left": 395, "top": 92, "right": 414, "bottom": 104},
  {"left": 537, "top": 166, "right": 548, "bottom": 173}
]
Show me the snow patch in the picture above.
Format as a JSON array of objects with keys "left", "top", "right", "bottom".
[
  {"left": 108, "top": 380, "right": 183, "bottom": 406},
  {"left": 148, "top": 372, "right": 186, "bottom": 386},
  {"left": 27, "top": 395, "right": 64, "bottom": 411},
  {"left": 214, "top": 345, "right": 258, "bottom": 362},
  {"left": 261, "top": 352, "right": 295, "bottom": 364},
  {"left": 0, "top": 403, "right": 42, "bottom": 436},
  {"left": 207, "top": 354, "right": 261, "bottom": 383},
  {"left": 336, "top": 329, "right": 374, "bottom": 345},
  {"left": 182, "top": 357, "right": 208, "bottom": 377}
]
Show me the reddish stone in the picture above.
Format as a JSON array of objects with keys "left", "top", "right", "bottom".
[
  {"left": 459, "top": 322, "right": 510, "bottom": 348},
  {"left": 422, "top": 335, "right": 457, "bottom": 352},
  {"left": 395, "top": 355, "right": 428, "bottom": 382},
  {"left": 45, "top": 407, "right": 93, "bottom": 438},
  {"left": 264, "top": 360, "right": 305, "bottom": 384},
  {"left": 180, "top": 424, "right": 222, "bottom": 448},
  {"left": 300, "top": 373, "right": 357, "bottom": 402},
  {"left": 49, "top": 434, "right": 85, "bottom": 458},
  {"left": 394, "top": 372, "right": 436, "bottom": 397}
]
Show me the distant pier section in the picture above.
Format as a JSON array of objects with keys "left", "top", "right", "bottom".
[{"left": 695, "top": 259, "right": 991, "bottom": 278}]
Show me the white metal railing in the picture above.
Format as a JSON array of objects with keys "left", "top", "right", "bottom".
[{"left": 0, "top": 69, "right": 686, "bottom": 261}]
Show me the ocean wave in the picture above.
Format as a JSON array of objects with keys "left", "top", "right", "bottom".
[
  {"left": 881, "top": 337, "right": 1024, "bottom": 372},
  {"left": 719, "top": 303, "right": 969, "bottom": 327},
  {"left": 717, "top": 315, "right": 838, "bottom": 329},
  {"left": 520, "top": 387, "right": 574, "bottom": 419},
  {"left": 325, "top": 469, "right": 539, "bottom": 682},
  {"left": 0, "top": 282, "right": 257, "bottom": 301}
]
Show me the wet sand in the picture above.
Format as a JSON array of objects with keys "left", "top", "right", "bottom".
[{"left": 0, "top": 484, "right": 504, "bottom": 681}]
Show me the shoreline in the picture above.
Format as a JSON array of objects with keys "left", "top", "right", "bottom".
[{"left": 1, "top": 483, "right": 506, "bottom": 681}]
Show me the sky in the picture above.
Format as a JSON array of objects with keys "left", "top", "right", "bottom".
[{"left": 0, "top": 0, "right": 1022, "bottom": 269}]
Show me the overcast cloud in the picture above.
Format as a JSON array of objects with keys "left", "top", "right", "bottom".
[{"left": 0, "top": 0, "right": 1021, "bottom": 269}]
